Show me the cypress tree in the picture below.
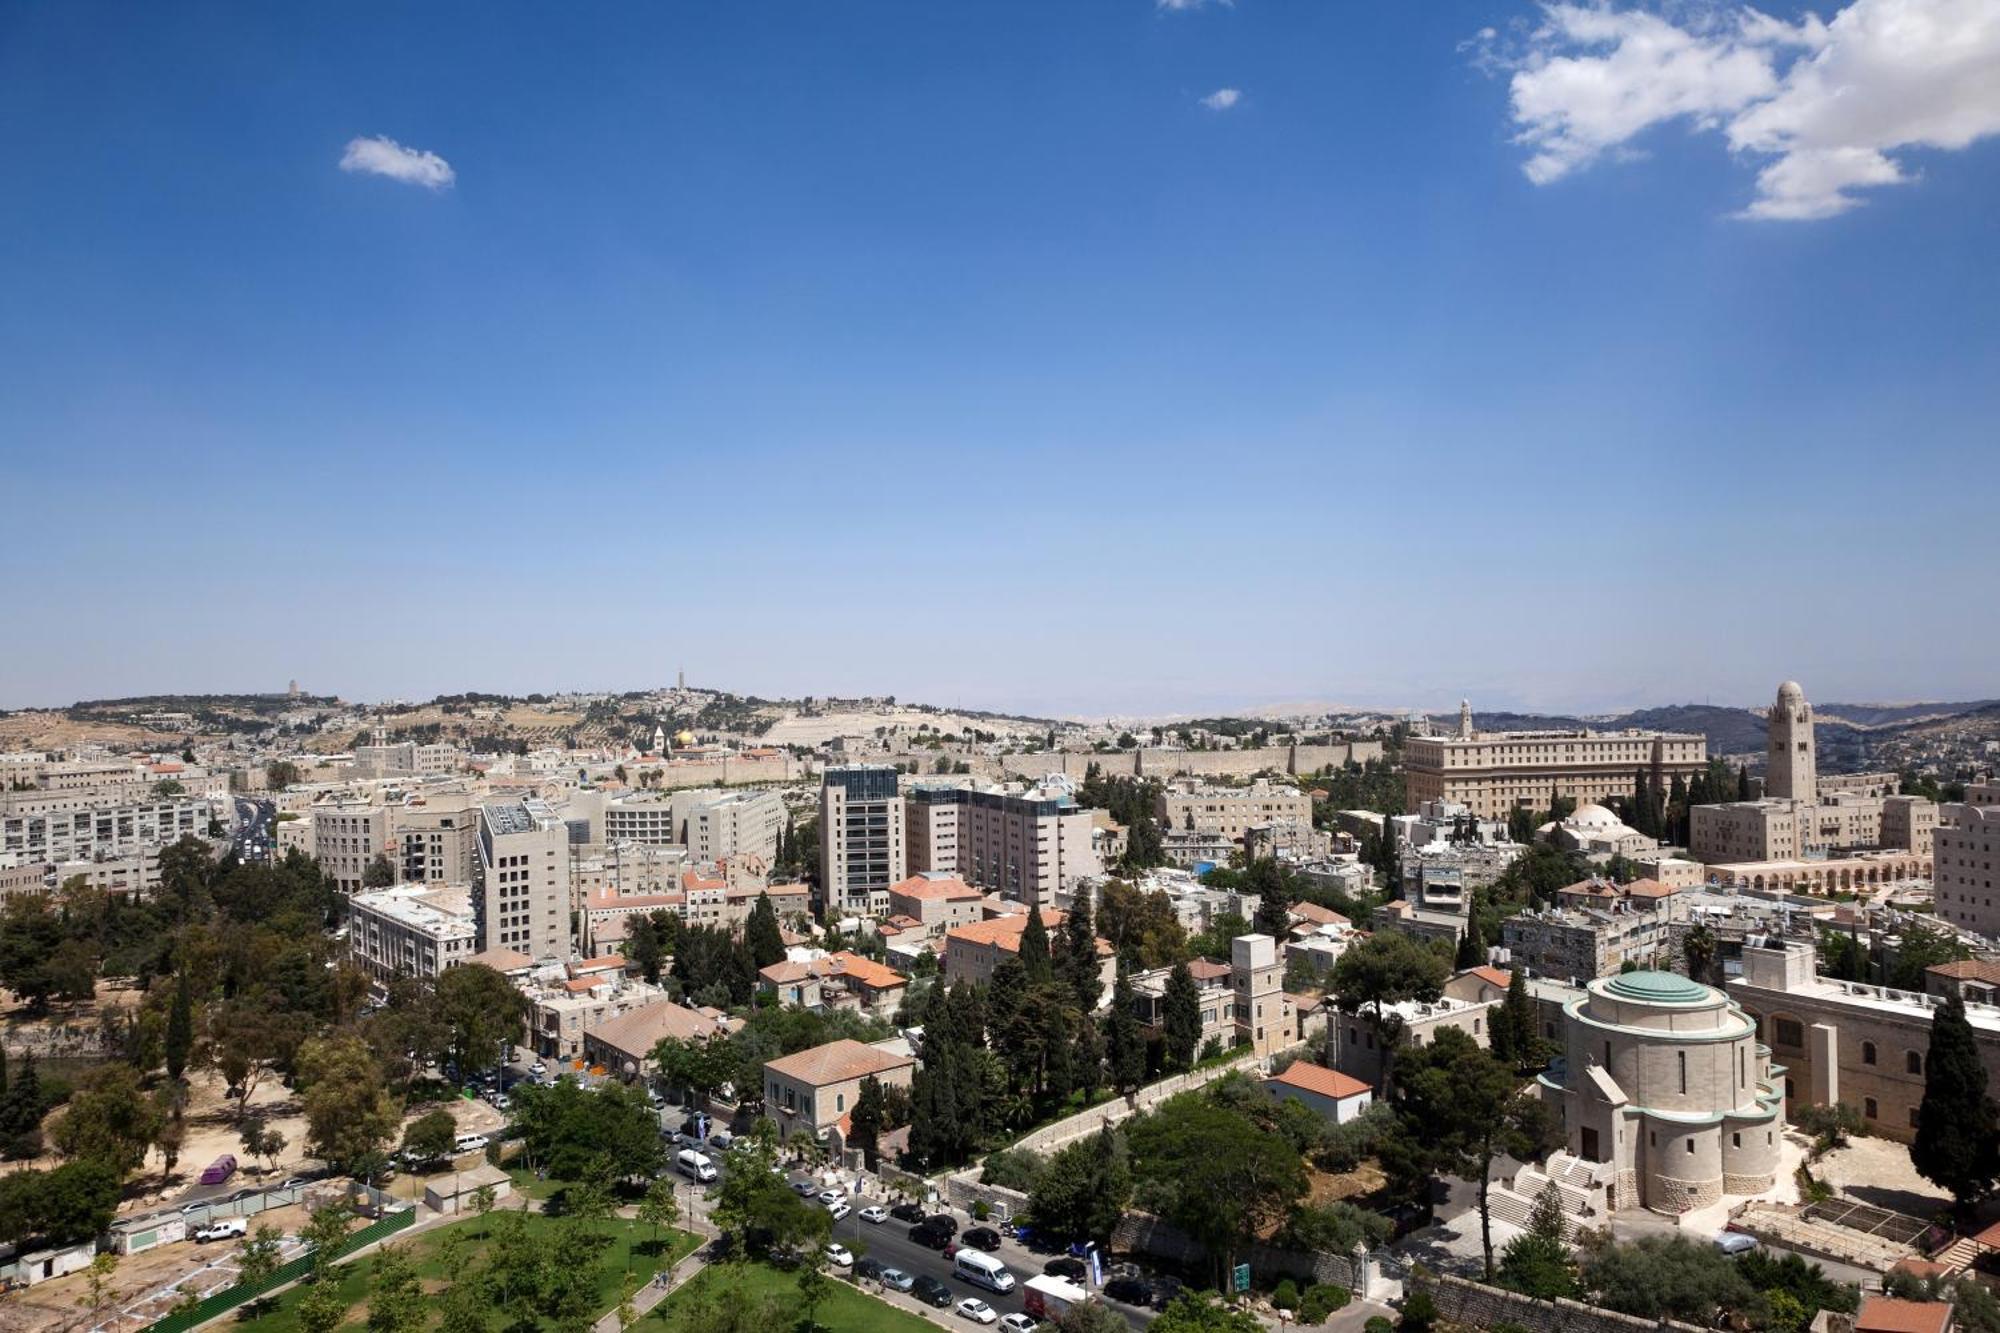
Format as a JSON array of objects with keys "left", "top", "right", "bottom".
[
  {"left": 1019, "top": 910, "right": 1053, "bottom": 985},
  {"left": 1737, "top": 765, "right": 1753, "bottom": 802},
  {"left": 1454, "top": 931, "right": 1482, "bottom": 970},
  {"left": 1498, "top": 969, "right": 1537, "bottom": 1070},
  {"left": 1060, "top": 895, "right": 1102, "bottom": 1013},
  {"left": 1107, "top": 972, "right": 1146, "bottom": 1094},
  {"left": 1912, "top": 994, "right": 2000, "bottom": 1213},
  {"left": 743, "top": 892, "right": 785, "bottom": 969},
  {"left": 1162, "top": 962, "right": 1202, "bottom": 1070},
  {"left": 165, "top": 974, "right": 194, "bottom": 1083}
]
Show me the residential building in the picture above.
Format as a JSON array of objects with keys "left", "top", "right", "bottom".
[
  {"left": 526, "top": 964, "right": 666, "bottom": 1062},
  {"left": 1403, "top": 703, "right": 1707, "bottom": 820},
  {"left": 675, "top": 787, "right": 785, "bottom": 864},
  {"left": 1329, "top": 992, "right": 1498, "bottom": 1089},
  {"left": 820, "top": 766, "right": 906, "bottom": 917},
  {"left": 478, "top": 798, "right": 572, "bottom": 960},
  {"left": 1129, "top": 958, "right": 1237, "bottom": 1052},
  {"left": 756, "top": 951, "right": 908, "bottom": 1020},
  {"left": 763, "top": 1038, "right": 917, "bottom": 1141},
  {"left": 1159, "top": 779, "right": 1312, "bottom": 840},
  {"left": 885, "top": 872, "right": 984, "bottom": 941},
  {"left": 905, "top": 777, "right": 1102, "bottom": 905},
  {"left": 347, "top": 882, "right": 478, "bottom": 987},
  {"left": 943, "top": 909, "right": 1114, "bottom": 1003},
  {"left": 1853, "top": 1298, "right": 1954, "bottom": 1333},
  {"left": 583, "top": 999, "right": 737, "bottom": 1083},
  {"left": 1233, "top": 933, "right": 1288, "bottom": 1056},
  {"left": 1729, "top": 940, "right": 2000, "bottom": 1144},
  {"left": 1935, "top": 785, "right": 2000, "bottom": 940},
  {"left": 1263, "top": 1062, "right": 1373, "bottom": 1124},
  {"left": 313, "top": 800, "right": 391, "bottom": 893},
  {"left": 3, "top": 794, "right": 214, "bottom": 876},
  {"left": 394, "top": 797, "right": 480, "bottom": 886},
  {"left": 1501, "top": 895, "right": 1679, "bottom": 983},
  {"left": 1159, "top": 827, "right": 1237, "bottom": 868},
  {"left": 1925, "top": 960, "right": 2000, "bottom": 1006},
  {"left": 1540, "top": 970, "right": 1782, "bottom": 1213}
]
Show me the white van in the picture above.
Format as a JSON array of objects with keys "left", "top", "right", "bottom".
[
  {"left": 953, "top": 1249, "right": 1016, "bottom": 1293},
  {"left": 675, "top": 1148, "right": 718, "bottom": 1183},
  {"left": 454, "top": 1134, "right": 490, "bottom": 1154}
]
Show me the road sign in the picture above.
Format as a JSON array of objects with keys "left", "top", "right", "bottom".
[{"left": 1232, "top": 1263, "right": 1251, "bottom": 1293}]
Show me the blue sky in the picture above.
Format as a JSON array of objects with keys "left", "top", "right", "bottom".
[{"left": 3, "top": 1, "right": 1996, "bottom": 718}]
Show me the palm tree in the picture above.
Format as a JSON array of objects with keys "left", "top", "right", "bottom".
[{"left": 1683, "top": 925, "right": 1718, "bottom": 985}]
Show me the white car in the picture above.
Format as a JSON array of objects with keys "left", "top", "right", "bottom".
[
  {"left": 1714, "top": 1230, "right": 1759, "bottom": 1255},
  {"left": 816, "top": 1187, "right": 847, "bottom": 1206},
  {"left": 999, "top": 1317, "right": 1038, "bottom": 1333},
  {"left": 859, "top": 1204, "right": 889, "bottom": 1224},
  {"left": 529, "top": 1060, "right": 547, "bottom": 1075},
  {"left": 194, "top": 1218, "right": 247, "bottom": 1243},
  {"left": 956, "top": 1298, "right": 998, "bottom": 1325},
  {"left": 791, "top": 1179, "right": 817, "bottom": 1195},
  {"left": 826, "top": 1200, "right": 851, "bottom": 1222},
  {"left": 824, "top": 1243, "right": 854, "bottom": 1268}
]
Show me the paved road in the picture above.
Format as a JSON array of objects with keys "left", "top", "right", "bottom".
[{"left": 232, "top": 797, "right": 275, "bottom": 862}]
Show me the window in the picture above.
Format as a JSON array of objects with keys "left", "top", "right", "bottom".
[
  {"left": 1862, "top": 1041, "right": 1877, "bottom": 1065},
  {"left": 1864, "top": 1097, "right": 1878, "bottom": 1119},
  {"left": 1732, "top": 1132, "right": 1742, "bottom": 1148},
  {"left": 1909, "top": 1107, "right": 1920, "bottom": 1129},
  {"left": 836, "top": 1093, "right": 845, "bottom": 1113},
  {"left": 1907, "top": 1051, "right": 1923, "bottom": 1075},
  {"left": 1774, "top": 1018, "right": 1804, "bottom": 1048},
  {"left": 1687, "top": 1139, "right": 1695, "bottom": 1154},
  {"left": 1678, "top": 1051, "right": 1687, "bottom": 1094}
]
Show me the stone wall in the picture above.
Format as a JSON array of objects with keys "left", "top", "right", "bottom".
[
  {"left": 1009, "top": 1050, "right": 1269, "bottom": 1156},
  {"left": 943, "top": 1178, "right": 1031, "bottom": 1222},
  {"left": 989, "top": 743, "right": 1382, "bottom": 784},
  {"left": 1110, "top": 1212, "right": 1362, "bottom": 1290},
  {"left": 1412, "top": 1272, "right": 1709, "bottom": 1333}
]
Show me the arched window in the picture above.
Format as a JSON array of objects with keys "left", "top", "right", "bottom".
[
  {"left": 1907, "top": 1050, "right": 1924, "bottom": 1075},
  {"left": 1864, "top": 1097, "right": 1878, "bottom": 1119},
  {"left": 1862, "top": 1041, "right": 1877, "bottom": 1065}
]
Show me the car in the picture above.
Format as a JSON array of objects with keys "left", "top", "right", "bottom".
[
  {"left": 999, "top": 1316, "right": 1038, "bottom": 1333},
  {"left": 709, "top": 1132, "right": 733, "bottom": 1150},
  {"left": 824, "top": 1243, "right": 853, "bottom": 1268},
  {"left": 489, "top": 1093, "right": 511, "bottom": 1111},
  {"left": 280, "top": 1176, "right": 317, "bottom": 1192},
  {"left": 961, "top": 1226, "right": 1002, "bottom": 1252},
  {"left": 179, "top": 1201, "right": 210, "bottom": 1216},
  {"left": 529, "top": 1061, "right": 547, "bottom": 1075},
  {"left": 956, "top": 1298, "right": 998, "bottom": 1324},
  {"left": 826, "top": 1201, "right": 851, "bottom": 1222},
  {"left": 912, "top": 1275, "right": 954, "bottom": 1307},
  {"left": 1104, "top": 1276, "right": 1151, "bottom": 1305},
  {"left": 880, "top": 1267, "right": 916, "bottom": 1293},
  {"left": 194, "top": 1218, "right": 248, "bottom": 1243},
  {"left": 855, "top": 1257, "right": 887, "bottom": 1283},
  {"left": 889, "top": 1201, "right": 926, "bottom": 1223},
  {"left": 924, "top": 1214, "right": 959, "bottom": 1236},
  {"left": 1042, "top": 1257, "right": 1087, "bottom": 1281},
  {"left": 792, "top": 1179, "right": 818, "bottom": 1195},
  {"left": 908, "top": 1224, "right": 952, "bottom": 1250},
  {"left": 1715, "top": 1230, "right": 1760, "bottom": 1255},
  {"left": 859, "top": 1205, "right": 889, "bottom": 1224},
  {"left": 817, "top": 1187, "right": 847, "bottom": 1206}
]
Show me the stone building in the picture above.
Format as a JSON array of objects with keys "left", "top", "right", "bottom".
[
  {"left": 1934, "top": 784, "right": 2000, "bottom": 940},
  {"left": 1540, "top": 970, "right": 1782, "bottom": 1213},
  {"left": 1403, "top": 707, "right": 1706, "bottom": 820}
]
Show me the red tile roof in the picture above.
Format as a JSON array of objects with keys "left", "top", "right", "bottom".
[
  {"left": 1855, "top": 1298, "right": 1953, "bottom": 1333},
  {"left": 946, "top": 909, "right": 1067, "bottom": 950},
  {"left": 1929, "top": 960, "right": 2000, "bottom": 985},
  {"left": 890, "top": 874, "right": 982, "bottom": 902},
  {"left": 1469, "top": 966, "right": 1513, "bottom": 989},
  {"left": 1269, "top": 1062, "right": 1371, "bottom": 1102},
  {"left": 764, "top": 1038, "right": 914, "bottom": 1087}
]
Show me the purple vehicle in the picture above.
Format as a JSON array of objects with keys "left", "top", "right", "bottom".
[{"left": 198, "top": 1154, "right": 238, "bottom": 1186}]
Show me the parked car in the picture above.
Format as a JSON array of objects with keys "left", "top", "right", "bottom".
[
  {"left": 880, "top": 1267, "right": 916, "bottom": 1293},
  {"left": 889, "top": 1201, "right": 926, "bottom": 1223},
  {"left": 827, "top": 1201, "right": 851, "bottom": 1222},
  {"left": 924, "top": 1214, "right": 959, "bottom": 1236},
  {"left": 194, "top": 1218, "right": 248, "bottom": 1244},
  {"left": 792, "top": 1179, "right": 818, "bottom": 1196},
  {"left": 859, "top": 1205, "right": 889, "bottom": 1224},
  {"left": 855, "top": 1257, "right": 887, "bottom": 1283},
  {"left": 961, "top": 1226, "right": 1002, "bottom": 1252},
  {"left": 912, "top": 1275, "right": 954, "bottom": 1307},
  {"left": 825, "top": 1243, "right": 854, "bottom": 1268},
  {"left": 908, "top": 1224, "right": 953, "bottom": 1251},
  {"left": 1715, "top": 1231, "right": 1760, "bottom": 1255},
  {"left": 1148, "top": 1275, "right": 1185, "bottom": 1310},
  {"left": 956, "top": 1298, "right": 998, "bottom": 1324},
  {"left": 529, "top": 1061, "right": 547, "bottom": 1075},
  {"left": 1042, "top": 1257, "right": 1087, "bottom": 1281},
  {"left": 817, "top": 1187, "right": 847, "bottom": 1206},
  {"left": 999, "top": 1316, "right": 1038, "bottom": 1332},
  {"left": 1104, "top": 1276, "right": 1150, "bottom": 1305}
]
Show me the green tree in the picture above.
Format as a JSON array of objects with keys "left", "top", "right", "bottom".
[
  {"left": 1328, "top": 931, "right": 1449, "bottom": 1092},
  {"left": 401, "top": 1108, "right": 458, "bottom": 1164},
  {"left": 302, "top": 1201, "right": 357, "bottom": 1279},
  {"left": 240, "top": 1117, "right": 289, "bottom": 1173},
  {"left": 1162, "top": 961, "right": 1203, "bottom": 1071},
  {"left": 266, "top": 760, "right": 304, "bottom": 790},
  {"left": 1682, "top": 925, "right": 1718, "bottom": 985},
  {"left": 1581, "top": 1235, "right": 1755, "bottom": 1324},
  {"left": 1497, "top": 1185, "right": 1577, "bottom": 1299},
  {"left": 1057, "top": 1300, "right": 1134, "bottom": 1333},
  {"left": 235, "top": 1225, "right": 284, "bottom": 1315},
  {"left": 366, "top": 1244, "right": 427, "bottom": 1333},
  {"left": 849, "top": 1074, "right": 885, "bottom": 1166},
  {"left": 362, "top": 854, "right": 398, "bottom": 889},
  {"left": 1126, "top": 1093, "right": 1306, "bottom": 1289},
  {"left": 1148, "top": 1292, "right": 1263, "bottom": 1332},
  {"left": 165, "top": 973, "right": 194, "bottom": 1083},
  {"left": 1912, "top": 993, "right": 2000, "bottom": 1213},
  {"left": 1060, "top": 893, "right": 1105, "bottom": 1014},
  {"left": 1889, "top": 919, "right": 1972, "bottom": 990},
  {"left": 743, "top": 892, "right": 786, "bottom": 969},
  {"left": 52, "top": 1064, "right": 161, "bottom": 1176},
  {"left": 1492, "top": 968, "right": 1539, "bottom": 1071},
  {"left": 1029, "top": 1126, "right": 1132, "bottom": 1244},
  {"left": 1019, "top": 911, "right": 1054, "bottom": 984},
  {"left": 297, "top": 1035, "right": 402, "bottom": 1172},
  {"left": 296, "top": 1277, "right": 347, "bottom": 1333},
  {"left": 1391, "top": 1027, "right": 1556, "bottom": 1278},
  {"left": 1107, "top": 972, "right": 1147, "bottom": 1093},
  {"left": 637, "top": 1176, "right": 679, "bottom": 1252},
  {"left": 796, "top": 1256, "right": 832, "bottom": 1332},
  {"left": 77, "top": 1250, "right": 120, "bottom": 1321},
  {"left": 436, "top": 962, "right": 529, "bottom": 1078}
]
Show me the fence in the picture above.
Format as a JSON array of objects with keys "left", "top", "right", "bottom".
[
  {"left": 141, "top": 1206, "right": 415, "bottom": 1333},
  {"left": 1009, "top": 1050, "right": 1268, "bottom": 1156}
]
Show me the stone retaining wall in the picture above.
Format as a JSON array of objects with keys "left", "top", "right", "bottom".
[
  {"left": 1110, "top": 1212, "right": 1361, "bottom": 1290},
  {"left": 1411, "top": 1272, "right": 1709, "bottom": 1333}
]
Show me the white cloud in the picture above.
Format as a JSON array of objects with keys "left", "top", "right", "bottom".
[
  {"left": 1485, "top": 0, "right": 2000, "bottom": 219},
  {"left": 1200, "top": 87, "right": 1243, "bottom": 111},
  {"left": 339, "top": 135, "right": 456, "bottom": 190},
  {"left": 1157, "top": 0, "right": 1231, "bottom": 11}
]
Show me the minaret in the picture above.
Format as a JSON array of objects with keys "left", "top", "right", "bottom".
[
  {"left": 1457, "top": 699, "right": 1474, "bottom": 740},
  {"left": 1767, "top": 681, "right": 1816, "bottom": 804}
]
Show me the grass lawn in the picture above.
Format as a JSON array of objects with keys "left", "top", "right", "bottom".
[
  {"left": 652, "top": 1261, "right": 938, "bottom": 1333},
  {"left": 236, "top": 1213, "right": 700, "bottom": 1332},
  {"left": 505, "top": 1166, "right": 568, "bottom": 1202}
]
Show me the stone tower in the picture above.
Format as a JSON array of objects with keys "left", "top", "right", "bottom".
[
  {"left": 1458, "top": 699, "right": 1474, "bottom": 740},
  {"left": 1766, "top": 680, "right": 1816, "bottom": 804}
]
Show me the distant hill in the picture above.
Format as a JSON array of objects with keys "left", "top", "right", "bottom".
[{"left": 1816, "top": 700, "right": 2000, "bottom": 727}]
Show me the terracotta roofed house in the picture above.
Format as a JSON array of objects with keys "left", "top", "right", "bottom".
[
  {"left": 1265, "top": 1060, "right": 1374, "bottom": 1123},
  {"left": 887, "top": 872, "right": 984, "bottom": 941},
  {"left": 1854, "top": 1298, "right": 1953, "bottom": 1333},
  {"left": 584, "top": 999, "right": 738, "bottom": 1083},
  {"left": 943, "top": 908, "right": 1114, "bottom": 1004},
  {"left": 763, "top": 1038, "right": 916, "bottom": 1141}
]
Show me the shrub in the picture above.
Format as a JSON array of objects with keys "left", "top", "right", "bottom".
[
  {"left": 979, "top": 1148, "right": 1044, "bottom": 1194},
  {"left": 971, "top": 1200, "right": 989, "bottom": 1221},
  {"left": 1399, "top": 1291, "right": 1437, "bottom": 1333},
  {"left": 1365, "top": 1318, "right": 1394, "bottom": 1333},
  {"left": 1300, "top": 1284, "right": 1351, "bottom": 1323},
  {"left": 1272, "top": 1278, "right": 1301, "bottom": 1311}
]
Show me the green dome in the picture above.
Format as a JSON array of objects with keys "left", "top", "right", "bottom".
[{"left": 1604, "top": 970, "right": 1712, "bottom": 1004}]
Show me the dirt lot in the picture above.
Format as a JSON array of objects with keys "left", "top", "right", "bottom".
[{"left": 0, "top": 711, "right": 177, "bottom": 753}]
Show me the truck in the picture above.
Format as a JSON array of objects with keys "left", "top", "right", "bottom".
[{"left": 1021, "top": 1274, "right": 1088, "bottom": 1323}]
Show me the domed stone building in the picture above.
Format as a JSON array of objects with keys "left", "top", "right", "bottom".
[{"left": 1540, "top": 969, "right": 1784, "bottom": 1213}]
